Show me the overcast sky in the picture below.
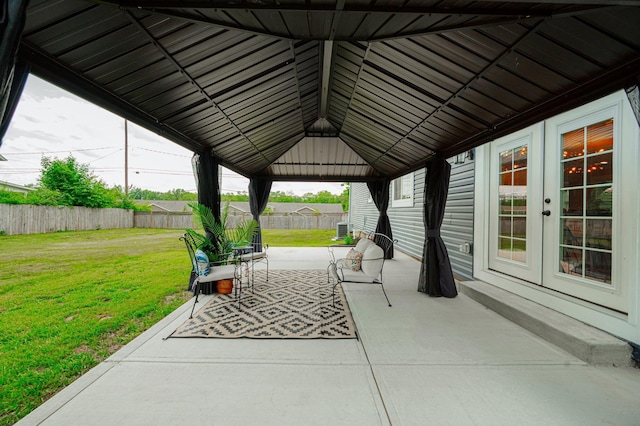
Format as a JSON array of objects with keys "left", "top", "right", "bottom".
[{"left": 0, "top": 75, "right": 344, "bottom": 195}]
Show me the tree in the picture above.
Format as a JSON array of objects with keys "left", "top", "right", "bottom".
[
  {"left": 38, "top": 155, "right": 112, "bottom": 208},
  {"left": 339, "top": 183, "right": 350, "bottom": 212}
]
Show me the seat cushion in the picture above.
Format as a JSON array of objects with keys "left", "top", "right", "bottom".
[
  {"left": 339, "top": 268, "right": 377, "bottom": 283},
  {"left": 197, "top": 264, "right": 237, "bottom": 283},
  {"left": 239, "top": 251, "right": 266, "bottom": 262},
  {"left": 361, "top": 244, "right": 384, "bottom": 278}
]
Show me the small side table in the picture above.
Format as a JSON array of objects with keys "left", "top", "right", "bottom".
[{"left": 233, "top": 245, "right": 255, "bottom": 291}]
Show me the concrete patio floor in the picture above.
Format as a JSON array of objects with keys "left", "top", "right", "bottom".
[{"left": 18, "top": 247, "right": 640, "bottom": 425}]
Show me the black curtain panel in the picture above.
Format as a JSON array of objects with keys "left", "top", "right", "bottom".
[
  {"left": 249, "top": 177, "right": 272, "bottom": 252},
  {"left": 0, "top": 0, "right": 29, "bottom": 146},
  {"left": 418, "top": 156, "right": 457, "bottom": 298},
  {"left": 366, "top": 179, "right": 394, "bottom": 259},
  {"left": 192, "top": 152, "right": 220, "bottom": 239},
  {"left": 0, "top": 60, "right": 29, "bottom": 143}
]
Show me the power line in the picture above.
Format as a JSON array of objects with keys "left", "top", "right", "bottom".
[
  {"left": 2, "top": 147, "right": 116, "bottom": 155},
  {"left": 132, "top": 146, "right": 191, "bottom": 158},
  {"left": 87, "top": 148, "right": 123, "bottom": 164}
]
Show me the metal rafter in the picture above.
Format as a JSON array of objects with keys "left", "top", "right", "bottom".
[
  {"left": 443, "top": 55, "right": 640, "bottom": 157},
  {"left": 18, "top": 40, "right": 205, "bottom": 153},
  {"left": 367, "top": 20, "right": 545, "bottom": 169},
  {"left": 124, "top": 10, "right": 271, "bottom": 163},
  {"left": 330, "top": 42, "right": 395, "bottom": 173}
]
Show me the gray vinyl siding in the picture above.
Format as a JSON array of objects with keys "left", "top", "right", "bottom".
[
  {"left": 442, "top": 159, "right": 475, "bottom": 280},
  {"left": 388, "top": 170, "right": 425, "bottom": 258},
  {"left": 349, "top": 155, "right": 475, "bottom": 280},
  {"left": 348, "top": 182, "right": 379, "bottom": 234}
]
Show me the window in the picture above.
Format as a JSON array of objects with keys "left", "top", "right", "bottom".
[
  {"left": 497, "top": 144, "right": 528, "bottom": 263},
  {"left": 391, "top": 173, "right": 413, "bottom": 207},
  {"left": 559, "top": 119, "right": 614, "bottom": 284}
]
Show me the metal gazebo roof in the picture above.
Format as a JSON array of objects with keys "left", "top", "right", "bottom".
[{"left": 16, "top": 0, "right": 640, "bottom": 182}]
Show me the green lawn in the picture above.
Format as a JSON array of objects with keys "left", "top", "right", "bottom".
[
  {"left": 0, "top": 228, "right": 336, "bottom": 425},
  {"left": 262, "top": 229, "right": 335, "bottom": 246}
]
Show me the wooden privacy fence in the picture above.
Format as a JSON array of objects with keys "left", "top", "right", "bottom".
[
  {"left": 0, "top": 205, "right": 348, "bottom": 235},
  {"left": 141, "top": 212, "right": 347, "bottom": 230},
  {"left": 228, "top": 214, "right": 347, "bottom": 230},
  {"left": 133, "top": 211, "right": 196, "bottom": 229},
  {"left": 0, "top": 204, "right": 133, "bottom": 236}
]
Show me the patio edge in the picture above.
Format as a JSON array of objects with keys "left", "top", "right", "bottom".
[{"left": 459, "top": 280, "right": 632, "bottom": 367}]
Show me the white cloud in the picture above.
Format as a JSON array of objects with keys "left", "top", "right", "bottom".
[{"left": 0, "top": 75, "right": 344, "bottom": 195}]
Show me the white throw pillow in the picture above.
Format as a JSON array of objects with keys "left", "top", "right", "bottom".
[
  {"left": 361, "top": 244, "right": 384, "bottom": 278},
  {"left": 354, "top": 237, "right": 374, "bottom": 254}
]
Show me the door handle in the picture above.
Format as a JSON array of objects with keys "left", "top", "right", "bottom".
[{"left": 542, "top": 210, "right": 551, "bottom": 216}]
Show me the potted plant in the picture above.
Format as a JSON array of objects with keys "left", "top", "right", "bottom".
[{"left": 186, "top": 202, "right": 259, "bottom": 293}]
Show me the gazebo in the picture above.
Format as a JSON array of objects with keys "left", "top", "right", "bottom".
[{"left": 2, "top": 0, "right": 639, "bottom": 297}]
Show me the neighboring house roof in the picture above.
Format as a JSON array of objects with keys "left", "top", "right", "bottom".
[
  {"left": 0, "top": 180, "right": 35, "bottom": 194},
  {"left": 229, "top": 202, "right": 344, "bottom": 215},
  {"left": 134, "top": 200, "right": 192, "bottom": 212},
  {"left": 135, "top": 200, "right": 344, "bottom": 214}
]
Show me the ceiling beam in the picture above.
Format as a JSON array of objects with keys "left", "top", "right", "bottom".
[
  {"left": 319, "top": 41, "right": 333, "bottom": 118},
  {"left": 105, "top": 1, "right": 558, "bottom": 17},
  {"left": 476, "top": 0, "right": 640, "bottom": 4}
]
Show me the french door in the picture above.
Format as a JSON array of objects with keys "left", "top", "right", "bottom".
[
  {"left": 488, "top": 94, "right": 631, "bottom": 312},
  {"left": 488, "top": 124, "right": 543, "bottom": 285}
]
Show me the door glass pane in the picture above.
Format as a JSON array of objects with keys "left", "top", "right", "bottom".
[
  {"left": 586, "top": 186, "right": 612, "bottom": 216},
  {"left": 585, "top": 219, "right": 612, "bottom": 250},
  {"left": 499, "top": 217, "right": 512, "bottom": 237},
  {"left": 497, "top": 145, "right": 528, "bottom": 263},
  {"left": 512, "top": 238, "right": 526, "bottom": 263},
  {"left": 562, "top": 218, "right": 584, "bottom": 246},
  {"left": 559, "top": 120, "right": 613, "bottom": 284},
  {"left": 513, "top": 217, "right": 526, "bottom": 239},
  {"left": 586, "top": 119, "right": 613, "bottom": 154},
  {"left": 586, "top": 153, "right": 613, "bottom": 185},
  {"left": 500, "top": 172, "right": 512, "bottom": 186},
  {"left": 501, "top": 151, "right": 513, "bottom": 172},
  {"left": 513, "top": 169, "right": 527, "bottom": 215},
  {"left": 513, "top": 146, "right": 527, "bottom": 169},
  {"left": 585, "top": 250, "right": 612, "bottom": 284},
  {"left": 498, "top": 237, "right": 511, "bottom": 259},
  {"left": 560, "top": 247, "right": 583, "bottom": 276},
  {"left": 563, "top": 159, "right": 584, "bottom": 187},
  {"left": 499, "top": 189, "right": 512, "bottom": 214},
  {"left": 561, "top": 188, "right": 583, "bottom": 216},
  {"left": 563, "top": 128, "right": 584, "bottom": 158}
]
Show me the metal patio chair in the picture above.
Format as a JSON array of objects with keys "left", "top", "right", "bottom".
[
  {"left": 181, "top": 233, "right": 240, "bottom": 318},
  {"left": 328, "top": 232, "right": 397, "bottom": 307}
]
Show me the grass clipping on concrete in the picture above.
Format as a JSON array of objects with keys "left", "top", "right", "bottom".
[{"left": 0, "top": 228, "right": 336, "bottom": 424}]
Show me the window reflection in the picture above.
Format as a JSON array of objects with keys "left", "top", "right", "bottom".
[
  {"left": 586, "top": 153, "right": 612, "bottom": 186},
  {"left": 586, "top": 119, "right": 613, "bottom": 154},
  {"left": 497, "top": 144, "right": 528, "bottom": 262},
  {"left": 559, "top": 119, "right": 613, "bottom": 285}
]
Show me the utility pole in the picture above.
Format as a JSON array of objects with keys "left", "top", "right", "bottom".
[{"left": 124, "top": 119, "right": 128, "bottom": 195}]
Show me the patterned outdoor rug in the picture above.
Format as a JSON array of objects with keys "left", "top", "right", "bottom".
[{"left": 168, "top": 270, "right": 357, "bottom": 339}]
